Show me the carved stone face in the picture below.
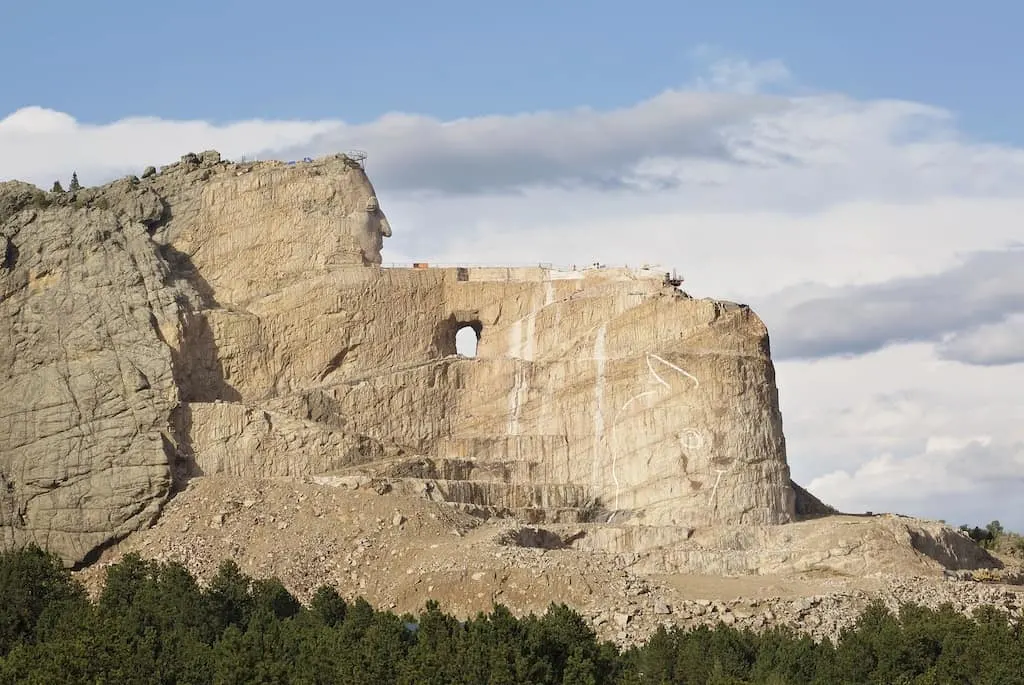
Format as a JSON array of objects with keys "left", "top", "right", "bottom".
[
  {"left": 367, "top": 196, "right": 392, "bottom": 237},
  {"left": 350, "top": 194, "right": 392, "bottom": 265}
]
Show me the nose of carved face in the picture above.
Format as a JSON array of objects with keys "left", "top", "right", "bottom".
[{"left": 380, "top": 217, "right": 392, "bottom": 238}]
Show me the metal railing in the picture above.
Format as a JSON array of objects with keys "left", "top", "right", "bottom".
[
  {"left": 380, "top": 262, "right": 672, "bottom": 272},
  {"left": 234, "top": 151, "right": 367, "bottom": 167}
]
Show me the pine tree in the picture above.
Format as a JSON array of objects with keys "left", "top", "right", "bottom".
[
  {"left": 310, "top": 585, "right": 347, "bottom": 626},
  {"left": 68, "top": 172, "right": 81, "bottom": 192},
  {"left": 51, "top": 181, "right": 64, "bottom": 193},
  {"left": 0, "top": 545, "right": 88, "bottom": 655}
]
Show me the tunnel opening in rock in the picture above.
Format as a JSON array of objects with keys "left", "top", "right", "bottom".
[{"left": 455, "top": 323, "right": 482, "bottom": 357}]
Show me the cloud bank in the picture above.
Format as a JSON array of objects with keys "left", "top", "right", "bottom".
[{"left": 765, "top": 248, "right": 1024, "bottom": 362}]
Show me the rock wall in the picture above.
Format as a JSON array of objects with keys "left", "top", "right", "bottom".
[
  {"left": 0, "top": 180, "right": 184, "bottom": 563},
  {"left": 0, "top": 150, "right": 862, "bottom": 566},
  {"left": 181, "top": 262, "right": 795, "bottom": 529}
]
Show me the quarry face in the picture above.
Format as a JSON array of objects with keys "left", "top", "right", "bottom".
[{"left": 0, "top": 152, "right": 997, "bottom": 591}]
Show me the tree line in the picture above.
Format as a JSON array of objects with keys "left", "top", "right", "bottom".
[
  {"left": 0, "top": 545, "right": 1021, "bottom": 684},
  {"left": 960, "top": 520, "right": 1024, "bottom": 559}
]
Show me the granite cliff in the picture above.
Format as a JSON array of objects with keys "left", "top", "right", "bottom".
[{"left": 0, "top": 152, "right": 995, "bottom": 588}]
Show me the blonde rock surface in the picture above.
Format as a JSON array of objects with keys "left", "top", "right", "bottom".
[{"left": 0, "top": 152, "right": 996, "bottom": 584}]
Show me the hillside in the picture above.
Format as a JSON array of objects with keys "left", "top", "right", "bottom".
[{"left": 1, "top": 151, "right": 1016, "bottom": 645}]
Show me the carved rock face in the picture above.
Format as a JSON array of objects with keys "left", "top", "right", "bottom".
[
  {"left": 348, "top": 194, "right": 392, "bottom": 266},
  {"left": 0, "top": 152, "right": 798, "bottom": 567},
  {"left": 145, "top": 154, "right": 393, "bottom": 305}
]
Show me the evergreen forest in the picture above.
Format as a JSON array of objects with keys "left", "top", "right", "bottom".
[{"left": 0, "top": 546, "right": 1021, "bottom": 684}]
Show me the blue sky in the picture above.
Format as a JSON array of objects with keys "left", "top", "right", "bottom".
[
  {"left": 3, "top": 1, "right": 1024, "bottom": 528},
  {"left": 4, "top": 0, "right": 1023, "bottom": 143}
]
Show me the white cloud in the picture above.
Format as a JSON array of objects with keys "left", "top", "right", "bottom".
[
  {"left": 808, "top": 439, "right": 1024, "bottom": 528},
  {"left": 0, "top": 107, "right": 339, "bottom": 187},
  {"left": 938, "top": 313, "right": 1024, "bottom": 366},
  {"left": 2, "top": 106, "right": 77, "bottom": 133},
  {"left": 761, "top": 248, "right": 1024, "bottom": 360},
  {"left": 382, "top": 193, "right": 1024, "bottom": 299},
  {"left": 782, "top": 343, "right": 1024, "bottom": 529},
  {"left": 2, "top": 58, "right": 1023, "bottom": 528},
  {"left": 702, "top": 57, "right": 793, "bottom": 94},
  {"left": 687, "top": 47, "right": 794, "bottom": 94}
]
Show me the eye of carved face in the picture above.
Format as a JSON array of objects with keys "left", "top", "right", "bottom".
[{"left": 365, "top": 196, "right": 379, "bottom": 213}]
